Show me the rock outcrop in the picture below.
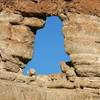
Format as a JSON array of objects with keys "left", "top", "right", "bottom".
[{"left": 0, "top": 0, "right": 100, "bottom": 100}]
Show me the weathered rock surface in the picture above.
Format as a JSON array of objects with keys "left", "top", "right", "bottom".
[
  {"left": 0, "top": 0, "right": 100, "bottom": 100},
  {"left": 1, "top": 78, "right": 100, "bottom": 100},
  {"left": 63, "top": 13, "right": 100, "bottom": 77},
  {"left": 0, "top": 0, "right": 100, "bottom": 16},
  {"left": 60, "top": 62, "right": 76, "bottom": 77}
]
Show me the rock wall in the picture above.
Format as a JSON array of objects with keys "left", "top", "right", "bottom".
[{"left": 0, "top": 0, "right": 100, "bottom": 100}]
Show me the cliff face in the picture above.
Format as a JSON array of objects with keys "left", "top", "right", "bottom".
[{"left": 0, "top": 0, "right": 100, "bottom": 100}]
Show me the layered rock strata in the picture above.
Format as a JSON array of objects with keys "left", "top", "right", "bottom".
[{"left": 0, "top": 0, "right": 100, "bottom": 100}]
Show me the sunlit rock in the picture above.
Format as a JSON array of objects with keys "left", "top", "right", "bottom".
[
  {"left": 20, "top": 17, "right": 44, "bottom": 27},
  {"left": 0, "top": 10, "right": 23, "bottom": 23}
]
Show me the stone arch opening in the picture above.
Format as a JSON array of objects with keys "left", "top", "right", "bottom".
[{"left": 23, "top": 16, "right": 71, "bottom": 75}]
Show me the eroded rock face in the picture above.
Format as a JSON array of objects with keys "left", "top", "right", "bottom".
[
  {"left": 0, "top": 0, "right": 100, "bottom": 100},
  {"left": 0, "top": 9, "right": 44, "bottom": 74},
  {"left": 63, "top": 13, "right": 100, "bottom": 77}
]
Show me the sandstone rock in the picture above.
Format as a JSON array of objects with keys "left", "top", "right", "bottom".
[
  {"left": 60, "top": 62, "right": 76, "bottom": 76},
  {"left": 11, "top": 25, "right": 34, "bottom": 45},
  {"left": 2, "top": 0, "right": 59, "bottom": 15},
  {"left": 0, "top": 77, "right": 100, "bottom": 100},
  {"left": 70, "top": 53, "right": 100, "bottom": 65},
  {"left": 0, "top": 0, "right": 100, "bottom": 17},
  {"left": 0, "top": 10, "right": 23, "bottom": 23},
  {"left": 0, "top": 71, "right": 17, "bottom": 81},
  {"left": 0, "top": 81, "right": 41, "bottom": 100},
  {"left": 48, "top": 73, "right": 66, "bottom": 81},
  {"left": 0, "top": 40, "right": 33, "bottom": 59},
  {"left": 4, "top": 61, "right": 20, "bottom": 73},
  {"left": 0, "top": 0, "right": 100, "bottom": 100},
  {"left": 69, "top": 77, "right": 100, "bottom": 89},
  {"left": 63, "top": 13, "right": 100, "bottom": 78},
  {"left": 15, "top": 74, "right": 35, "bottom": 83},
  {"left": 37, "top": 75, "right": 49, "bottom": 82},
  {"left": 20, "top": 17, "right": 44, "bottom": 27},
  {"left": 1, "top": 52, "right": 21, "bottom": 65},
  {"left": 75, "top": 65, "right": 100, "bottom": 77},
  {"left": 46, "top": 80, "right": 75, "bottom": 89},
  {"left": 67, "top": 0, "right": 100, "bottom": 17},
  {"left": 0, "top": 22, "right": 11, "bottom": 40},
  {"left": 60, "top": 61, "right": 69, "bottom": 73},
  {"left": 66, "top": 67, "right": 76, "bottom": 77}
]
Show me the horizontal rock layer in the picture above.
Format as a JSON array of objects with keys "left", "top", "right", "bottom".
[{"left": 0, "top": 0, "right": 100, "bottom": 16}]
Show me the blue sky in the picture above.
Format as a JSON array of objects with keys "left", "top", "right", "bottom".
[{"left": 23, "top": 16, "right": 71, "bottom": 75}]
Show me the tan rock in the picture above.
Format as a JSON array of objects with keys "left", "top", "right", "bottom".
[
  {"left": 0, "top": 71, "right": 17, "bottom": 81},
  {"left": 1, "top": 52, "right": 21, "bottom": 65},
  {"left": 0, "top": 22, "right": 11, "bottom": 40},
  {"left": 63, "top": 13, "right": 100, "bottom": 54},
  {"left": 60, "top": 61, "right": 69, "bottom": 73},
  {"left": 69, "top": 77, "right": 100, "bottom": 89},
  {"left": 75, "top": 65, "right": 100, "bottom": 77},
  {"left": 20, "top": 17, "right": 44, "bottom": 27},
  {"left": 48, "top": 73, "right": 67, "bottom": 81},
  {"left": 4, "top": 61, "right": 20, "bottom": 73},
  {"left": 0, "top": 10, "right": 23, "bottom": 23},
  {"left": 15, "top": 74, "right": 35, "bottom": 83},
  {"left": 0, "top": 40, "right": 33, "bottom": 59},
  {"left": 11, "top": 25, "right": 34, "bottom": 45},
  {"left": 70, "top": 53, "right": 100, "bottom": 65},
  {"left": 60, "top": 62, "right": 76, "bottom": 76},
  {"left": 46, "top": 80, "right": 75, "bottom": 89},
  {"left": 0, "top": 80, "right": 41, "bottom": 100},
  {"left": 0, "top": 1, "right": 100, "bottom": 99},
  {"left": 0, "top": 61, "right": 6, "bottom": 71},
  {"left": 0, "top": 0, "right": 100, "bottom": 17}
]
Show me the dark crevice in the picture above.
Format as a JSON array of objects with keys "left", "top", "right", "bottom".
[
  {"left": 17, "top": 11, "right": 51, "bottom": 20},
  {"left": 66, "top": 61, "right": 79, "bottom": 76},
  {"left": 30, "top": 0, "right": 39, "bottom": 3},
  {"left": 66, "top": 61, "right": 74, "bottom": 67},
  {"left": 10, "top": 22, "right": 20, "bottom": 25},
  {"left": 13, "top": 56, "right": 31, "bottom": 65},
  {"left": 95, "top": 41, "right": 100, "bottom": 44},
  {"left": 65, "top": 0, "right": 73, "bottom": 1},
  {"left": 28, "top": 26, "right": 44, "bottom": 35},
  {"left": 80, "top": 85, "right": 84, "bottom": 89}
]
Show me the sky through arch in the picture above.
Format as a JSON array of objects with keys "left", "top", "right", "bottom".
[{"left": 23, "top": 16, "right": 71, "bottom": 75}]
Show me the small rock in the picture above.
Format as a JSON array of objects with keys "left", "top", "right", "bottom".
[
  {"left": 60, "top": 61, "right": 76, "bottom": 76},
  {"left": 37, "top": 75, "right": 49, "bottom": 82},
  {"left": 60, "top": 61, "right": 69, "bottom": 73},
  {"left": 29, "top": 68, "right": 36, "bottom": 76},
  {"left": 48, "top": 73, "right": 66, "bottom": 81},
  {"left": 11, "top": 25, "right": 34, "bottom": 44}
]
